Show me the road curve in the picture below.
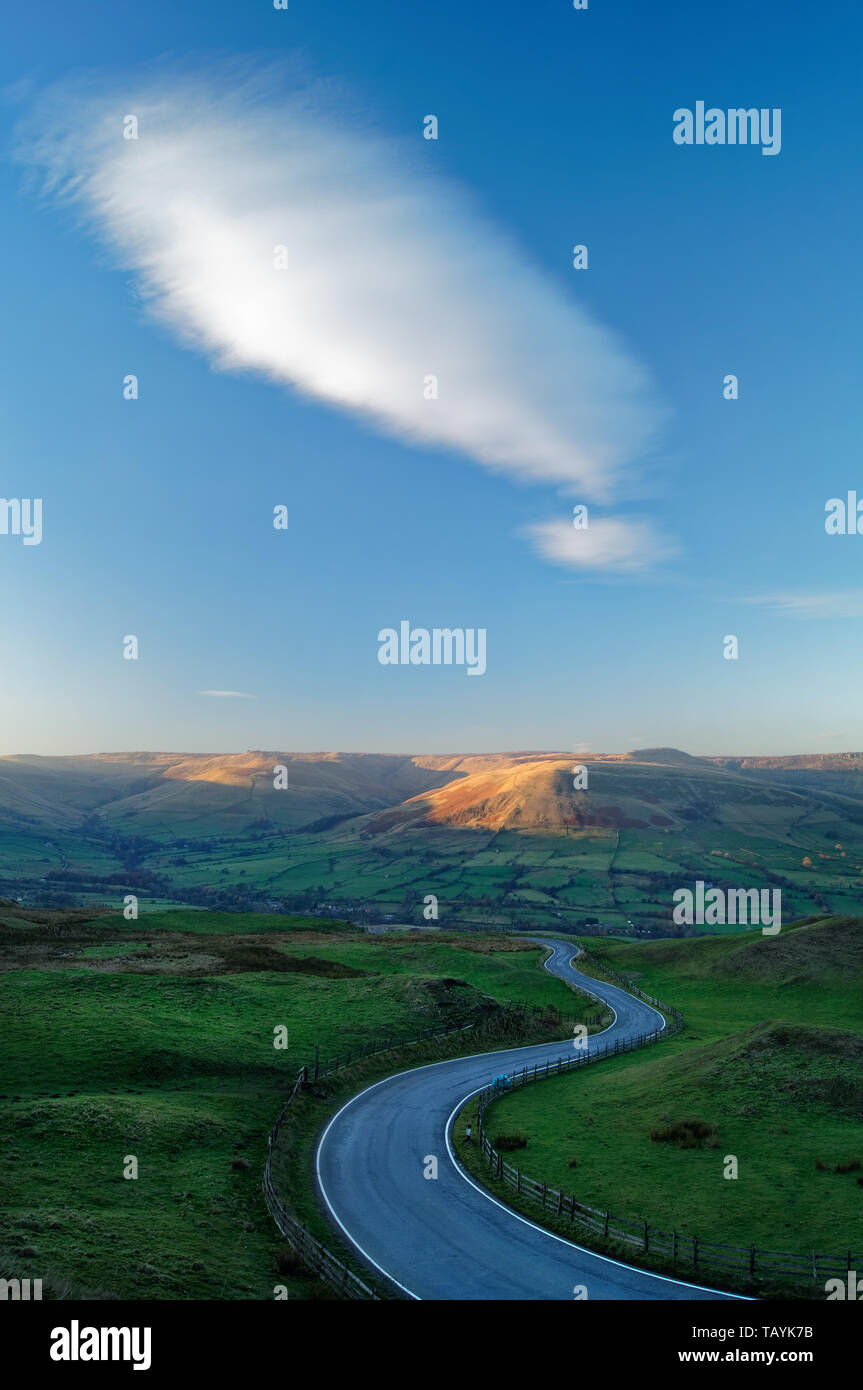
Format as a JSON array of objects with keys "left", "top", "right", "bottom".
[{"left": 315, "top": 938, "right": 743, "bottom": 1301}]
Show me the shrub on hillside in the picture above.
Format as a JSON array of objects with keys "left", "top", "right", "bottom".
[
  {"left": 649, "top": 1118, "right": 717, "bottom": 1149},
  {"left": 493, "top": 1134, "right": 528, "bottom": 1152},
  {"left": 276, "top": 1245, "right": 314, "bottom": 1278}
]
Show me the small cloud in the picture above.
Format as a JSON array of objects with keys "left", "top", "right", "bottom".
[
  {"left": 819, "top": 731, "right": 845, "bottom": 739},
  {"left": 523, "top": 516, "right": 676, "bottom": 573},
  {"left": 743, "top": 591, "right": 863, "bottom": 619},
  {"left": 197, "top": 690, "right": 257, "bottom": 699}
]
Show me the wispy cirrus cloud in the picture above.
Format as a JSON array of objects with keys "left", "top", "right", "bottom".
[
  {"left": 17, "top": 64, "right": 668, "bottom": 567},
  {"left": 743, "top": 591, "right": 863, "bottom": 619},
  {"left": 524, "top": 515, "right": 677, "bottom": 572},
  {"left": 197, "top": 690, "right": 257, "bottom": 699}
]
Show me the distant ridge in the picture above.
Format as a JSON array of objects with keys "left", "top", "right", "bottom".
[
  {"left": 622, "top": 748, "right": 708, "bottom": 765},
  {"left": 3, "top": 746, "right": 863, "bottom": 837}
]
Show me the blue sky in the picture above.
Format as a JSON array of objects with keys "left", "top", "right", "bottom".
[{"left": 0, "top": 0, "right": 860, "bottom": 756}]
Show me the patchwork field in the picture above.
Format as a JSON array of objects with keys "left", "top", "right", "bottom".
[{"left": 6, "top": 749, "right": 863, "bottom": 934}]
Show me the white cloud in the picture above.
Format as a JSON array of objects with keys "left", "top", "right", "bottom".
[
  {"left": 744, "top": 591, "right": 863, "bottom": 619},
  {"left": 524, "top": 516, "right": 676, "bottom": 572},
  {"left": 197, "top": 690, "right": 257, "bottom": 699},
  {"left": 19, "top": 66, "right": 663, "bottom": 507}
]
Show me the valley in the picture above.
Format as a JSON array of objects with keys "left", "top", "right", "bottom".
[{"left": 4, "top": 748, "right": 863, "bottom": 933}]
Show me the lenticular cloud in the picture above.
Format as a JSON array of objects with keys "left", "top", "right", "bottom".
[{"left": 20, "top": 67, "right": 662, "bottom": 502}]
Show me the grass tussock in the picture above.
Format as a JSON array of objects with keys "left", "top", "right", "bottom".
[
  {"left": 649, "top": 1118, "right": 718, "bottom": 1149},
  {"left": 493, "top": 1134, "right": 528, "bottom": 1152}
]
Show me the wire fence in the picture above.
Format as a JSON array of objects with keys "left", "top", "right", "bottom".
[{"left": 475, "top": 954, "right": 862, "bottom": 1287}]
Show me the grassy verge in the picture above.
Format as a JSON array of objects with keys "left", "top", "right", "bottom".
[
  {"left": 449, "top": 919, "right": 863, "bottom": 1298},
  {"left": 451, "top": 1085, "right": 817, "bottom": 1300},
  {"left": 0, "top": 908, "right": 599, "bottom": 1299}
]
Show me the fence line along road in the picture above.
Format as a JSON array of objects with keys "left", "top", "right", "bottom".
[
  {"left": 301, "top": 998, "right": 571, "bottom": 1081},
  {"left": 263, "top": 1000, "right": 581, "bottom": 1300},
  {"left": 475, "top": 951, "right": 862, "bottom": 1287},
  {"left": 263, "top": 1065, "right": 381, "bottom": 1299}
]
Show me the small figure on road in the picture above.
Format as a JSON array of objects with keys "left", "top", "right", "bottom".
[{"left": 465, "top": 1122, "right": 472, "bottom": 1143}]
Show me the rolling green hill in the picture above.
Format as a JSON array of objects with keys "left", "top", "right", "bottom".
[
  {"left": 0, "top": 909, "right": 594, "bottom": 1299},
  {"left": 6, "top": 748, "right": 863, "bottom": 933}
]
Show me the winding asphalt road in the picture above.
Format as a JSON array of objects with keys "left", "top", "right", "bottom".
[{"left": 315, "top": 938, "right": 743, "bottom": 1300}]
